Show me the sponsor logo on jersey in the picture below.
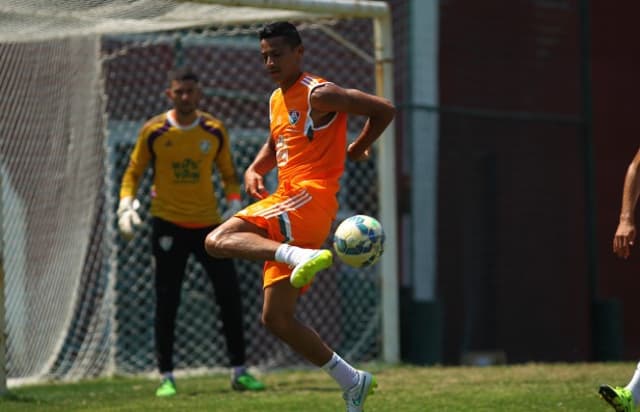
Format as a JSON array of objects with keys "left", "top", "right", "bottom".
[{"left": 172, "top": 158, "right": 200, "bottom": 182}]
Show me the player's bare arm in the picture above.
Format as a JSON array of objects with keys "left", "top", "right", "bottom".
[
  {"left": 614, "top": 147, "right": 640, "bottom": 258},
  {"left": 309, "top": 83, "right": 395, "bottom": 161},
  {"left": 244, "top": 137, "right": 277, "bottom": 199}
]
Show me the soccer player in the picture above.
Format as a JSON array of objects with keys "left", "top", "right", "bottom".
[
  {"left": 117, "top": 67, "right": 264, "bottom": 397},
  {"left": 599, "top": 147, "right": 640, "bottom": 411},
  {"left": 204, "top": 22, "right": 395, "bottom": 411}
]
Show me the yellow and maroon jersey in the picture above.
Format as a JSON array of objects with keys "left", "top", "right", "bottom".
[
  {"left": 119, "top": 110, "right": 241, "bottom": 226},
  {"left": 269, "top": 72, "right": 348, "bottom": 217}
]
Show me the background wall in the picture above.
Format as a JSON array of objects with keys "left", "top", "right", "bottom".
[
  {"left": 393, "top": 0, "right": 640, "bottom": 364},
  {"left": 591, "top": 1, "right": 640, "bottom": 361}
]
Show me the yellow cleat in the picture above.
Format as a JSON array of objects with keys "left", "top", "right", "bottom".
[{"left": 289, "top": 249, "right": 333, "bottom": 288}]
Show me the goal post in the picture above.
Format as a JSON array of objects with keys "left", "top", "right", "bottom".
[
  {"left": 374, "top": 9, "right": 400, "bottom": 365},
  {"left": 0, "top": 0, "right": 399, "bottom": 389},
  {"left": 0, "top": 173, "right": 6, "bottom": 395}
]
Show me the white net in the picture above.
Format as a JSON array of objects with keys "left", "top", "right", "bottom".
[
  {"left": 0, "top": 0, "right": 385, "bottom": 384},
  {"left": 0, "top": 35, "right": 108, "bottom": 382}
]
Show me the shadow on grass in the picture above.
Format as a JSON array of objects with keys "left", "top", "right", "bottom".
[
  {"left": 202, "top": 379, "right": 337, "bottom": 395},
  {"left": 0, "top": 391, "right": 39, "bottom": 403}
]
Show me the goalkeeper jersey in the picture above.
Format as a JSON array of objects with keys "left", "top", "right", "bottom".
[{"left": 120, "top": 110, "right": 240, "bottom": 226}]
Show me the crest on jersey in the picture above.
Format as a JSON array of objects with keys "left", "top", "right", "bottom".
[
  {"left": 200, "top": 140, "right": 211, "bottom": 154},
  {"left": 159, "top": 236, "right": 173, "bottom": 251},
  {"left": 288, "top": 110, "right": 300, "bottom": 125}
]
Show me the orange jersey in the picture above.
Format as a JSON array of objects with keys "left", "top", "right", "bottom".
[
  {"left": 269, "top": 72, "right": 348, "bottom": 217},
  {"left": 235, "top": 73, "right": 349, "bottom": 290},
  {"left": 119, "top": 110, "right": 240, "bottom": 226}
]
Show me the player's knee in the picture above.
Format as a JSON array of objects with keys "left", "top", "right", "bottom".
[{"left": 204, "top": 229, "right": 226, "bottom": 258}]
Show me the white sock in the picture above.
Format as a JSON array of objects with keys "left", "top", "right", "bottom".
[
  {"left": 275, "top": 244, "right": 316, "bottom": 267},
  {"left": 162, "top": 372, "right": 174, "bottom": 381},
  {"left": 321, "top": 352, "right": 359, "bottom": 391},
  {"left": 626, "top": 361, "right": 640, "bottom": 405}
]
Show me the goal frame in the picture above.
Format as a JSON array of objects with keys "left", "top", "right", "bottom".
[
  {"left": 0, "top": 173, "right": 6, "bottom": 395},
  {"left": 0, "top": 0, "right": 398, "bottom": 393}
]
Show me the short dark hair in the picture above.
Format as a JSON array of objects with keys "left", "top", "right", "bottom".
[
  {"left": 258, "top": 21, "right": 302, "bottom": 48},
  {"left": 168, "top": 66, "right": 199, "bottom": 83}
]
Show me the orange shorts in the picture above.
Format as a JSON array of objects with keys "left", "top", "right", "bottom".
[{"left": 236, "top": 185, "right": 336, "bottom": 290}]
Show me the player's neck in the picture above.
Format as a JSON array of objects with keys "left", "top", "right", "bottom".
[
  {"left": 171, "top": 109, "right": 198, "bottom": 126},
  {"left": 279, "top": 71, "right": 303, "bottom": 93}
]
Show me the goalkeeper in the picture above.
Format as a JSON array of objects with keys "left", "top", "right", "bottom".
[{"left": 117, "top": 67, "right": 264, "bottom": 396}]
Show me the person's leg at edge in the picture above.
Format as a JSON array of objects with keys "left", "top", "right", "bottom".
[
  {"left": 600, "top": 361, "right": 640, "bottom": 411},
  {"left": 627, "top": 361, "right": 640, "bottom": 405}
]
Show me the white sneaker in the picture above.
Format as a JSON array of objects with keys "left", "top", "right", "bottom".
[{"left": 343, "top": 370, "right": 377, "bottom": 412}]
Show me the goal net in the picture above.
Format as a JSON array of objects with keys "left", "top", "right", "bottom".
[{"left": 0, "top": 0, "right": 395, "bottom": 386}]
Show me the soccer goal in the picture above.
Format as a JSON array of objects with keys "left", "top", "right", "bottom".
[{"left": 0, "top": 0, "right": 397, "bottom": 390}]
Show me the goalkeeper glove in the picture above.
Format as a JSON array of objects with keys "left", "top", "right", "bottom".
[
  {"left": 117, "top": 196, "right": 141, "bottom": 240},
  {"left": 222, "top": 199, "right": 243, "bottom": 220}
]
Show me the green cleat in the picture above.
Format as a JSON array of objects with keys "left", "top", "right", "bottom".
[
  {"left": 289, "top": 249, "right": 333, "bottom": 288},
  {"left": 232, "top": 372, "right": 266, "bottom": 391},
  {"left": 155, "top": 377, "right": 177, "bottom": 397},
  {"left": 599, "top": 384, "right": 636, "bottom": 412},
  {"left": 343, "top": 370, "right": 377, "bottom": 412}
]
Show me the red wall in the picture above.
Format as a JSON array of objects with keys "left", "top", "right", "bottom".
[
  {"left": 437, "top": 0, "right": 591, "bottom": 363},
  {"left": 591, "top": 2, "right": 640, "bottom": 360}
]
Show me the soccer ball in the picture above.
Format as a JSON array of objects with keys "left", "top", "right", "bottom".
[{"left": 333, "top": 214, "right": 385, "bottom": 268}]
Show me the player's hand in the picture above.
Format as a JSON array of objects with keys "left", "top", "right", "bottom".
[
  {"left": 244, "top": 169, "right": 268, "bottom": 200},
  {"left": 117, "top": 196, "right": 142, "bottom": 241},
  {"left": 613, "top": 220, "right": 636, "bottom": 259},
  {"left": 222, "top": 199, "right": 243, "bottom": 220},
  {"left": 347, "top": 142, "right": 371, "bottom": 162}
]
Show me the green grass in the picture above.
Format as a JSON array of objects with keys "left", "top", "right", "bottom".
[{"left": 0, "top": 362, "right": 634, "bottom": 411}]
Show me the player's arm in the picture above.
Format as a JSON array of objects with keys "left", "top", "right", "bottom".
[
  {"left": 215, "top": 124, "right": 242, "bottom": 201},
  {"left": 118, "top": 126, "right": 151, "bottom": 239},
  {"left": 214, "top": 124, "right": 244, "bottom": 218},
  {"left": 310, "top": 83, "right": 395, "bottom": 161},
  {"left": 120, "top": 130, "right": 151, "bottom": 199},
  {"left": 613, "top": 147, "right": 640, "bottom": 258},
  {"left": 244, "top": 136, "right": 276, "bottom": 199}
]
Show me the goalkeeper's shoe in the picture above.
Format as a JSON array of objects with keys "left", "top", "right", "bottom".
[
  {"left": 289, "top": 249, "right": 333, "bottom": 288},
  {"left": 343, "top": 370, "right": 377, "bottom": 412},
  {"left": 599, "top": 384, "right": 637, "bottom": 412},
  {"left": 156, "top": 377, "right": 177, "bottom": 397},
  {"left": 232, "top": 372, "right": 265, "bottom": 391}
]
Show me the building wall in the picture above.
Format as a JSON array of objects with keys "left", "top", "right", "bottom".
[
  {"left": 435, "top": 0, "right": 591, "bottom": 363},
  {"left": 591, "top": 1, "right": 640, "bottom": 361}
]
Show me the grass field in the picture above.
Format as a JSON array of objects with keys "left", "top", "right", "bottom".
[{"left": 0, "top": 362, "right": 634, "bottom": 411}]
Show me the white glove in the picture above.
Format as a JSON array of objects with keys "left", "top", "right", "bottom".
[
  {"left": 222, "top": 199, "right": 243, "bottom": 220},
  {"left": 117, "top": 196, "right": 142, "bottom": 240}
]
